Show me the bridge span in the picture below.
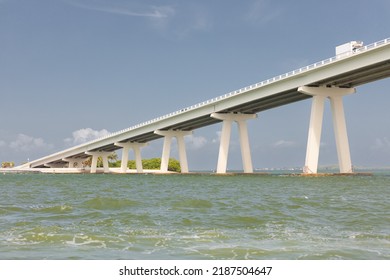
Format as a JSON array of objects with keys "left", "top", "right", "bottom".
[{"left": 17, "top": 38, "right": 390, "bottom": 174}]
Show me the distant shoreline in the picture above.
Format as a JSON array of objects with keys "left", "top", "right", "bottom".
[{"left": 0, "top": 167, "right": 376, "bottom": 176}]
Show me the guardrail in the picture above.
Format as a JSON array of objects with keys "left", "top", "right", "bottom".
[{"left": 36, "top": 38, "right": 390, "bottom": 158}]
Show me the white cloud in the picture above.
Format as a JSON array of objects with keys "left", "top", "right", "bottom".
[
  {"left": 272, "top": 140, "right": 296, "bottom": 148},
  {"left": 245, "top": 0, "right": 281, "bottom": 25},
  {"left": 9, "top": 134, "right": 54, "bottom": 152},
  {"left": 186, "top": 135, "right": 207, "bottom": 149},
  {"left": 149, "top": 5, "right": 175, "bottom": 19},
  {"left": 66, "top": 1, "right": 213, "bottom": 36},
  {"left": 67, "top": 0, "right": 174, "bottom": 19},
  {"left": 89, "top": 5, "right": 173, "bottom": 19},
  {"left": 147, "top": 6, "right": 176, "bottom": 31},
  {"left": 64, "top": 128, "right": 111, "bottom": 146},
  {"left": 0, "top": 140, "right": 6, "bottom": 147},
  {"left": 212, "top": 131, "right": 222, "bottom": 143}
]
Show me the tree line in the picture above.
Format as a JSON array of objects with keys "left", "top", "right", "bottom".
[
  {"left": 1, "top": 162, "right": 15, "bottom": 168},
  {"left": 111, "top": 157, "right": 181, "bottom": 172}
]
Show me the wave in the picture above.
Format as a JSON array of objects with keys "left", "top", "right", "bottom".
[
  {"left": 0, "top": 204, "right": 73, "bottom": 214},
  {"left": 172, "top": 199, "right": 213, "bottom": 210},
  {"left": 82, "top": 197, "right": 141, "bottom": 210}
]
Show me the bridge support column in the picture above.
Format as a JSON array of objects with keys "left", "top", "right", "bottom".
[
  {"left": 115, "top": 142, "right": 147, "bottom": 173},
  {"left": 211, "top": 112, "right": 257, "bottom": 174},
  {"left": 86, "top": 151, "right": 112, "bottom": 174},
  {"left": 63, "top": 158, "right": 86, "bottom": 168},
  {"left": 155, "top": 130, "right": 192, "bottom": 173},
  {"left": 298, "top": 86, "right": 355, "bottom": 174}
]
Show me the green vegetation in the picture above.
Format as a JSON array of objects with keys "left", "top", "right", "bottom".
[
  {"left": 126, "top": 158, "right": 181, "bottom": 172},
  {"left": 1, "top": 162, "right": 15, "bottom": 168}
]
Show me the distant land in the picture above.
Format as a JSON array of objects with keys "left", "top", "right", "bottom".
[{"left": 255, "top": 165, "right": 390, "bottom": 172}]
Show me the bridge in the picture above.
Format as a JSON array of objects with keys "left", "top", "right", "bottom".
[{"left": 17, "top": 38, "right": 390, "bottom": 174}]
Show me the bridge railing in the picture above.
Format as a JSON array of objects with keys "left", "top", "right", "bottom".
[{"left": 93, "top": 38, "right": 390, "bottom": 144}]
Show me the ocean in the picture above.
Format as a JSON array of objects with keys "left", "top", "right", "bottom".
[{"left": 0, "top": 172, "right": 389, "bottom": 260}]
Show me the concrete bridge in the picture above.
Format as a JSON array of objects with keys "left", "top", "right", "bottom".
[{"left": 17, "top": 38, "right": 390, "bottom": 174}]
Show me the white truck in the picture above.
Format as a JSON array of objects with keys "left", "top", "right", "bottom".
[{"left": 335, "top": 41, "right": 364, "bottom": 56}]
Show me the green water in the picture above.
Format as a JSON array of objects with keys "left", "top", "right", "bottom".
[{"left": 0, "top": 173, "right": 389, "bottom": 259}]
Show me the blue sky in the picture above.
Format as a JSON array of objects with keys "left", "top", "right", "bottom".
[{"left": 1, "top": 0, "right": 390, "bottom": 170}]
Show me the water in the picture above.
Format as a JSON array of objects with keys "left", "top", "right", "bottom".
[{"left": 1, "top": 172, "right": 389, "bottom": 259}]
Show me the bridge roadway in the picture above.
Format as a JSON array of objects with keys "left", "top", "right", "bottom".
[{"left": 19, "top": 38, "right": 390, "bottom": 172}]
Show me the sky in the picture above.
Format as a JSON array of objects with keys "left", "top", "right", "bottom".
[{"left": 1, "top": 0, "right": 390, "bottom": 170}]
